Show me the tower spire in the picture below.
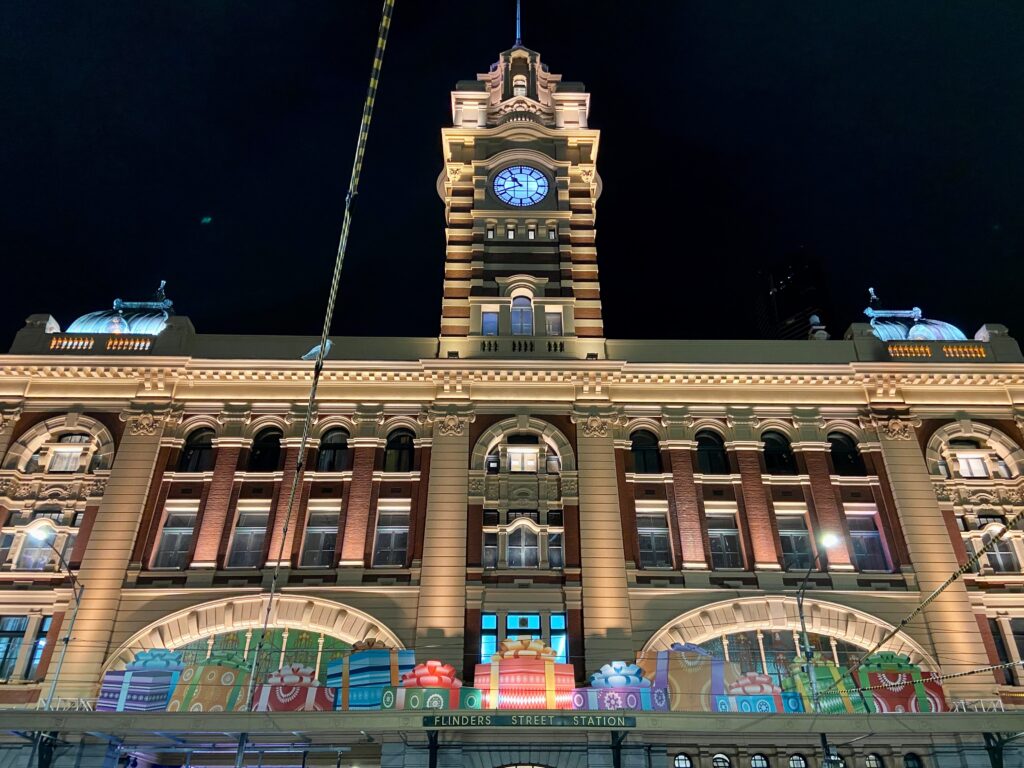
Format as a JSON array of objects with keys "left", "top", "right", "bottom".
[{"left": 515, "top": 0, "right": 522, "bottom": 46}]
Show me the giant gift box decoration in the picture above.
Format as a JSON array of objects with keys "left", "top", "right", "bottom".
[
  {"left": 381, "top": 660, "right": 482, "bottom": 710},
  {"left": 713, "top": 671, "right": 803, "bottom": 713},
  {"left": 97, "top": 649, "right": 185, "bottom": 712},
  {"left": 167, "top": 651, "right": 251, "bottom": 712},
  {"left": 252, "top": 663, "right": 336, "bottom": 712},
  {"left": 782, "top": 657, "right": 868, "bottom": 715},
  {"left": 637, "top": 642, "right": 741, "bottom": 712},
  {"left": 325, "top": 640, "right": 416, "bottom": 710},
  {"left": 474, "top": 637, "right": 575, "bottom": 710},
  {"left": 855, "top": 652, "right": 948, "bottom": 713},
  {"left": 571, "top": 661, "right": 669, "bottom": 711}
]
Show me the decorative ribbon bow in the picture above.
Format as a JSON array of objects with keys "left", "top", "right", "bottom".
[
  {"left": 591, "top": 661, "right": 650, "bottom": 688},
  {"left": 668, "top": 642, "right": 710, "bottom": 656},
  {"left": 204, "top": 650, "right": 249, "bottom": 670},
  {"left": 352, "top": 639, "right": 390, "bottom": 652},
  {"left": 267, "top": 663, "right": 316, "bottom": 686},
  {"left": 131, "top": 649, "right": 184, "bottom": 669},
  {"left": 727, "top": 672, "right": 781, "bottom": 696},
  {"left": 402, "top": 660, "right": 462, "bottom": 689},
  {"left": 492, "top": 637, "right": 556, "bottom": 662}
]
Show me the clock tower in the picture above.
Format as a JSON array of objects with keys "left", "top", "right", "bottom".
[{"left": 437, "top": 42, "right": 604, "bottom": 359}]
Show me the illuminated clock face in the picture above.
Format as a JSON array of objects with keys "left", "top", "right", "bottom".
[{"left": 493, "top": 166, "right": 549, "bottom": 206}]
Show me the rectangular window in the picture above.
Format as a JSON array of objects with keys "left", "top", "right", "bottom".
[
  {"left": 47, "top": 449, "right": 82, "bottom": 473},
  {"left": 17, "top": 532, "right": 54, "bottom": 571},
  {"left": 777, "top": 515, "right": 813, "bottom": 571},
  {"left": 154, "top": 509, "right": 197, "bottom": 569},
  {"left": 545, "top": 311, "right": 563, "bottom": 336},
  {"left": 301, "top": 509, "right": 339, "bottom": 568},
  {"left": 508, "top": 510, "right": 539, "bottom": 523},
  {"left": 1010, "top": 620, "right": 1024, "bottom": 675},
  {"left": 988, "top": 538, "right": 1019, "bottom": 573},
  {"left": 989, "top": 618, "right": 1018, "bottom": 686},
  {"left": 508, "top": 447, "right": 538, "bottom": 473},
  {"left": 483, "top": 532, "right": 498, "bottom": 569},
  {"left": 848, "top": 516, "right": 888, "bottom": 571},
  {"left": 548, "top": 533, "right": 564, "bottom": 569},
  {"left": 372, "top": 509, "right": 409, "bottom": 567},
  {"left": 25, "top": 617, "right": 52, "bottom": 680},
  {"left": 548, "top": 228, "right": 556, "bottom": 240},
  {"left": 227, "top": 510, "right": 269, "bottom": 568},
  {"left": 549, "top": 613, "right": 568, "bottom": 664},
  {"left": 506, "top": 613, "right": 541, "bottom": 639},
  {"left": 481, "top": 311, "right": 499, "bottom": 336},
  {"left": 708, "top": 514, "right": 743, "bottom": 569},
  {"left": 636, "top": 513, "right": 672, "bottom": 568},
  {"left": 481, "top": 612, "right": 498, "bottom": 662},
  {"left": 0, "top": 616, "right": 28, "bottom": 679},
  {"left": 486, "top": 228, "right": 495, "bottom": 240},
  {"left": 959, "top": 456, "right": 989, "bottom": 478},
  {"left": 507, "top": 528, "right": 539, "bottom": 568},
  {"left": 507, "top": 226, "right": 516, "bottom": 239},
  {"left": 0, "top": 534, "right": 13, "bottom": 567},
  {"left": 527, "top": 228, "right": 536, "bottom": 240}
]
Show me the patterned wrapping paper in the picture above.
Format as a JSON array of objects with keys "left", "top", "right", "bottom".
[
  {"left": 252, "top": 663, "right": 336, "bottom": 712},
  {"left": 167, "top": 651, "right": 251, "bottom": 713},
  {"left": 782, "top": 658, "right": 869, "bottom": 715},
  {"left": 637, "top": 643, "right": 741, "bottom": 712},
  {"left": 473, "top": 638, "right": 575, "bottom": 710},
  {"left": 325, "top": 646, "right": 416, "bottom": 710},
  {"left": 855, "top": 652, "right": 948, "bottom": 713},
  {"left": 712, "top": 672, "right": 804, "bottom": 713},
  {"left": 381, "top": 685, "right": 483, "bottom": 710},
  {"left": 571, "top": 686, "right": 669, "bottom": 711},
  {"left": 97, "top": 649, "right": 185, "bottom": 712}
]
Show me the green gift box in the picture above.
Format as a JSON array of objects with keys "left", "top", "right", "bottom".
[{"left": 380, "top": 686, "right": 482, "bottom": 710}]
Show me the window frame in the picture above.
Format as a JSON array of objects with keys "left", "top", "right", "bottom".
[
  {"left": 226, "top": 508, "right": 270, "bottom": 569},
  {"left": 153, "top": 506, "right": 198, "bottom": 570},
  {"left": 372, "top": 505, "right": 410, "bottom": 568}
]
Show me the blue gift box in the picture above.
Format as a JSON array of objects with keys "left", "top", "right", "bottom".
[{"left": 96, "top": 649, "right": 184, "bottom": 712}]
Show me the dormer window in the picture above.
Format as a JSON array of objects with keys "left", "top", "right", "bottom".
[
  {"left": 507, "top": 225, "right": 516, "bottom": 239},
  {"left": 47, "top": 433, "right": 91, "bottom": 473},
  {"left": 508, "top": 446, "right": 538, "bottom": 473},
  {"left": 511, "top": 296, "right": 533, "bottom": 335}
]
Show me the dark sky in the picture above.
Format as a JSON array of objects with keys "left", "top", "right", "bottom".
[{"left": 3, "top": 1, "right": 1023, "bottom": 350}]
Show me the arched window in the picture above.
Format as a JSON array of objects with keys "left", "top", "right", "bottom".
[
  {"left": 789, "top": 756, "right": 807, "bottom": 768},
  {"left": 629, "top": 430, "right": 662, "bottom": 474},
  {"left": 675, "top": 756, "right": 693, "bottom": 768},
  {"left": 383, "top": 429, "right": 415, "bottom": 472},
  {"left": 18, "top": 526, "right": 55, "bottom": 571},
  {"left": 511, "top": 296, "right": 534, "bottom": 336},
  {"left": 47, "top": 433, "right": 91, "bottom": 473},
  {"left": 713, "top": 755, "right": 732, "bottom": 768},
  {"left": 751, "top": 756, "right": 769, "bottom": 768},
  {"left": 317, "top": 428, "right": 351, "bottom": 472},
  {"left": 178, "top": 428, "right": 215, "bottom": 473},
  {"left": 248, "top": 428, "right": 282, "bottom": 472},
  {"left": 828, "top": 432, "right": 866, "bottom": 476},
  {"left": 902, "top": 755, "right": 922, "bottom": 768},
  {"left": 696, "top": 430, "right": 729, "bottom": 474},
  {"left": 763, "top": 431, "right": 798, "bottom": 475},
  {"left": 507, "top": 527, "right": 540, "bottom": 568},
  {"left": 865, "top": 756, "right": 885, "bottom": 768}
]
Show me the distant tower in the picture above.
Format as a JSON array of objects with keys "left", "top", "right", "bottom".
[
  {"left": 436, "top": 38, "right": 603, "bottom": 358},
  {"left": 755, "top": 249, "right": 831, "bottom": 340}
]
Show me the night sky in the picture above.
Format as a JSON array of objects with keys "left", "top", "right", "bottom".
[{"left": 3, "top": 2, "right": 1023, "bottom": 351}]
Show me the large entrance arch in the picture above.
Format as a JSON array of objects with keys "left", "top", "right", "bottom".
[
  {"left": 102, "top": 594, "right": 405, "bottom": 673},
  {"left": 642, "top": 595, "right": 939, "bottom": 669}
]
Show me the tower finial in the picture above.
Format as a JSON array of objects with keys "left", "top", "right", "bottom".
[{"left": 515, "top": 0, "right": 522, "bottom": 46}]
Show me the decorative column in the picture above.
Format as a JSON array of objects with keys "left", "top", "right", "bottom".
[
  {"left": 571, "top": 406, "right": 634, "bottom": 669},
  {"left": 190, "top": 407, "right": 249, "bottom": 569},
  {"left": 727, "top": 410, "right": 781, "bottom": 572},
  {"left": 339, "top": 405, "right": 384, "bottom": 568},
  {"left": 415, "top": 406, "right": 473, "bottom": 667},
  {"left": 872, "top": 411, "right": 993, "bottom": 698},
  {"left": 662, "top": 410, "right": 708, "bottom": 569},
  {"left": 0, "top": 403, "right": 24, "bottom": 463},
  {"left": 51, "top": 405, "right": 175, "bottom": 699}
]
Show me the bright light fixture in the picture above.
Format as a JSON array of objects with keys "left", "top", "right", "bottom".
[
  {"left": 820, "top": 532, "right": 840, "bottom": 549},
  {"left": 28, "top": 527, "right": 52, "bottom": 542}
]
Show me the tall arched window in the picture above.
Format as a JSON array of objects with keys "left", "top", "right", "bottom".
[
  {"left": 317, "top": 428, "right": 351, "bottom": 472},
  {"left": 46, "top": 433, "right": 92, "bottom": 473},
  {"left": 828, "top": 432, "right": 866, "bottom": 476},
  {"left": 713, "top": 755, "right": 732, "bottom": 768},
  {"left": 178, "top": 428, "right": 215, "bottom": 473},
  {"left": 902, "top": 755, "right": 922, "bottom": 768},
  {"left": 383, "top": 429, "right": 415, "bottom": 472},
  {"left": 696, "top": 430, "right": 729, "bottom": 474},
  {"left": 510, "top": 296, "right": 534, "bottom": 336},
  {"left": 763, "top": 431, "right": 798, "bottom": 475},
  {"left": 248, "top": 428, "right": 282, "bottom": 472},
  {"left": 629, "top": 430, "right": 662, "bottom": 474}
]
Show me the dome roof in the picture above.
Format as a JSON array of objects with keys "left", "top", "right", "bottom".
[{"left": 63, "top": 281, "right": 175, "bottom": 336}]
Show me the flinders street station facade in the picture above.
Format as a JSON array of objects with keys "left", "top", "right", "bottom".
[{"left": 2, "top": 41, "right": 1024, "bottom": 768}]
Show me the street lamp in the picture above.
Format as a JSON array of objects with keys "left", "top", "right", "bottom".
[
  {"left": 27, "top": 526, "right": 85, "bottom": 711},
  {"left": 793, "top": 532, "right": 840, "bottom": 768}
]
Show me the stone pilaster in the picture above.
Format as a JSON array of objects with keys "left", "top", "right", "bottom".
[
  {"left": 191, "top": 406, "right": 248, "bottom": 569},
  {"left": 415, "top": 405, "right": 473, "bottom": 665},
  {"left": 727, "top": 411, "right": 780, "bottom": 570},
  {"left": 51, "top": 404, "right": 173, "bottom": 698},
  {"left": 661, "top": 410, "right": 708, "bottom": 568},
  {"left": 572, "top": 405, "right": 633, "bottom": 668},
  {"left": 873, "top": 411, "right": 994, "bottom": 698},
  {"left": 0, "top": 403, "right": 24, "bottom": 463}
]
